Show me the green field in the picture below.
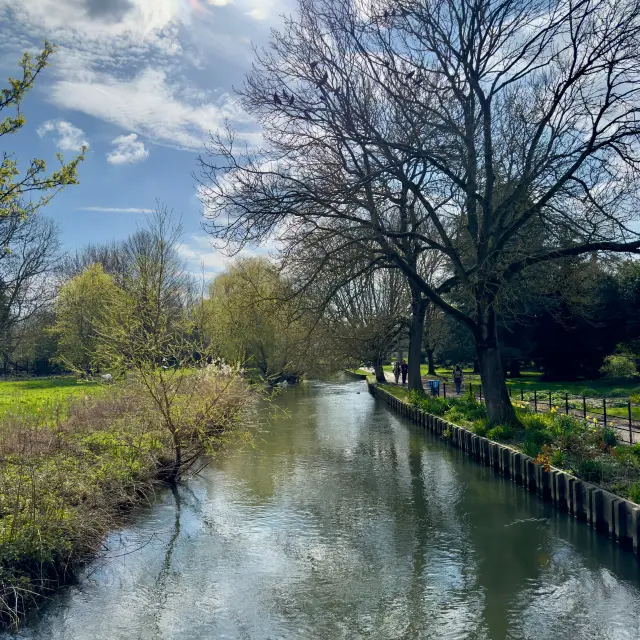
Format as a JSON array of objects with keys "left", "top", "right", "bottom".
[{"left": 0, "top": 376, "right": 106, "bottom": 420}]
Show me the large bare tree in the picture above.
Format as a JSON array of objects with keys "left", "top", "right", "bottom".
[{"left": 199, "top": 0, "right": 640, "bottom": 424}]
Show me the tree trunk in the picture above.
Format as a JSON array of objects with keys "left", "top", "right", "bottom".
[
  {"left": 426, "top": 348, "right": 436, "bottom": 376},
  {"left": 509, "top": 359, "right": 522, "bottom": 378},
  {"left": 408, "top": 289, "right": 428, "bottom": 392},
  {"left": 167, "top": 431, "right": 182, "bottom": 485},
  {"left": 476, "top": 306, "right": 518, "bottom": 425},
  {"left": 373, "top": 358, "right": 386, "bottom": 383}
]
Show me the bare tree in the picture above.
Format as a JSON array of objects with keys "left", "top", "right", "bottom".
[
  {"left": 199, "top": 0, "right": 640, "bottom": 424},
  {"left": 317, "top": 267, "right": 408, "bottom": 381},
  {"left": 0, "top": 213, "right": 60, "bottom": 368}
]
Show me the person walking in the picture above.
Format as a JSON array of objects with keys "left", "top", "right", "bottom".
[
  {"left": 453, "top": 364, "right": 463, "bottom": 394},
  {"left": 401, "top": 360, "right": 408, "bottom": 386},
  {"left": 393, "top": 360, "right": 401, "bottom": 384}
]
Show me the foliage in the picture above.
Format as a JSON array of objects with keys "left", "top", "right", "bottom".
[
  {"left": 0, "top": 44, "right": 84, "bottom": 220},
  {"left": 53, "top": 263, "right": 123, "bottom": 372},
  {"left": 380, "top": 381, "right": 640, "bottom": 502},
  {"left": 600, "top": 354, "right": 637, "bottom": 379},
  {"left": 0, "top": 369, "right": 254, "bottom": 626},
  {"left": 628, "top": 482, "right": 640, "bottom": 504},
  {"left": 486, "top": 425, "right": 514, "bottom": 441},
  {"left": 407, "top": 390, "right": 450, "bottom": 415},
  {"left": 204, "top": 257, "right": 310, "bottom": 384}
]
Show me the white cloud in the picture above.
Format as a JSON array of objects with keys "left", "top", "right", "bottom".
[
  {"left": 107, "top": 133, "right": 149, "bottom": 164},
  {"left": 177, "top": 233, "right": 275, "bottom": 275},
  {"left": 78, "top": 206, "right": 153, "bottom": 213},
  {"left": 37, "top": 119, "right": 89, "bottom": 150},
  {"left": 50, "top": 68, "right": 259, "bottom": 151}
]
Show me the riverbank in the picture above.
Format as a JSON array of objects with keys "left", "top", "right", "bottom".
[
  {"left": 0, "top": 370, "right": 253, "bottom": 628},
  {"left": 369, "top": 382, "right": 640, "bottom": 556}
]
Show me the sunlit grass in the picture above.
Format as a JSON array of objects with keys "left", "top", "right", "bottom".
[{"left": 0, "top": 376, "right": 105, "bottom": 422}]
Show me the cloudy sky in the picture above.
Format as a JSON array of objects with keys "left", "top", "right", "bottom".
[{"left": 1, "top": 0, "right": 290, "bottom": 276}]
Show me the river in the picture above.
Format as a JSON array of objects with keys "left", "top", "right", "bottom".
[{"left": 9, "top": 380, "right": 640, "bottom": 639}]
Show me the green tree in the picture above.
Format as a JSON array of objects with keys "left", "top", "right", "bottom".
[
  {"left": 1, "top": 43, "right": 84, "bottom": 219},
  {"left": 53, "top": 263, "right": 122, "bottom": 372},
  {"left": 205, "top": 258, "right": 309, "bottom": 383}
]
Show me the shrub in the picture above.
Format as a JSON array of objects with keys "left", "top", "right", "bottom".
[
  {"left": 448, "top": 396, "right": 488, "bottom": 422},
  {"left": 471, "top": 420, "right": 489, "bottom": 437},
  {"left": 522, "top": 436, "right": 541, "bottom": 458},
  {"left": 602, "top": 427, "right": 618, "bottom": 448},
  {"left": 628, "top": 481, "right": 640, "bottom": 504},
  {"left": 579, "top": 388, "right": 599, "bottom": 397},
  {"left": 486, "top": 425, "right": 514, "bottom": 441},
  {"left": 550, "top": 449, "right": 567, "bottom": 468},
  {"left": 577, "top": 458, "right": 604, "bottom": 482},
  {"left": 630, "top": 442, "right": 640, "bottom": 459},
  {"left": 407, "top": 391, "right": 450, "bottom": 416},
  {"left": 600, "top": 354, "right": 637, "bottom": 380}
]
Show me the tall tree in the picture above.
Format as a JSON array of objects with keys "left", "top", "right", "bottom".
[
  {"left": 53, "top": 263, "right": 122, "bottom": 373},
  {"left": 205, "top": 257, "right": 310, "bottom": 383},
  {"left": 317, "top": 267, "right": 407, "bottom": 382},
  {"left": 199, "top": 0, "right": 640, "bottom": 424}
]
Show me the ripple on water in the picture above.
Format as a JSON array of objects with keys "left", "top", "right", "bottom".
[{"left": 7, "top": 381, "right": 640, "bottom": 640}]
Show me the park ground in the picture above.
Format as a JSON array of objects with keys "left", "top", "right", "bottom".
[{"left": 382, "top": 365, "right": 640, "bottom": 398}]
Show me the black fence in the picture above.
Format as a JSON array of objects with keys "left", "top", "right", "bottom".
[{"left": 426, "top": 379, "right": 640, "bottom": 445}]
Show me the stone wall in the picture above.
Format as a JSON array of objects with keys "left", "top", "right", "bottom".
[{"left": 369, "top": 382, "right": 640, "bottom": 557}]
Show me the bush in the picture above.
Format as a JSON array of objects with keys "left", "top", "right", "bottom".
[
  {"left": 448, "top": 396, "right": 488, "bottom": 422},
  {"left": 520, "top": 412, "right": 552, "bottom": 434},
  {"left": 600, "top": 354, "right": 637, "bottom": 379},
  {"left": 602, "top": 427, "right": 618, "bottom": 448},
  {"left": 407, "top": 391, "right": 450, "bottom": 416},
  {"left": 550, "top": 449, "right": 567, "bottom": 467},
  {"left": 470, "top": 420, "right": 489, "bottom": 437},
  {"left": 522, "top": 436, "right": 541, "bottom": 458},
  {"left": 486, "top": 425, "right": 514, "bottom": 441},
  {"left": 628, "top": 481, "right": 640, "bottom": 504},
  {"left": 0, "top": 367, "right": 255, "bottom": 626},
  {"left": 577, "top": 458, "right": 604, "bottom": 482}
]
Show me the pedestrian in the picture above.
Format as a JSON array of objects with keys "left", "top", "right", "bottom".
[
  {"left": 393, "top": 360, "right": 401, "bottom": 384},
  {"left": 401, "top": 359, "right": 408, "bottom": 386},
  {"left": 453, "top": 364, "right": 463, "bottom": 394}
]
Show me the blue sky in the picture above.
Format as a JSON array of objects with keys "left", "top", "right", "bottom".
[{"left": 1, "top": 0, "right": 289, "bottom": 277}]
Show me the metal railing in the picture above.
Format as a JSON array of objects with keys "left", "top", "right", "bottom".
[{"left": 425, "top": 379, "right": 640, "bottom": 445}]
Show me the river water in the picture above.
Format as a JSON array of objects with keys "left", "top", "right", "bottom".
[{"left": 9, "top": 380, "right": 640, "bottom": 639}]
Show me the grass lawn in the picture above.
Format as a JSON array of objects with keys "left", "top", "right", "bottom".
[
  {"left": 382, "top": 365, "right": 640, "bottom": 398},
  {"left": 0, "top": 376, "right": 106, "bottom": 420},
  {"left": 348, "top": 368, "right": 371, "bottom": 377}
]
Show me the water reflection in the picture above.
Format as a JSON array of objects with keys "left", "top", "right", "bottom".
[{"left": 8, "top": 381, "right": 640, "bottom": 639}]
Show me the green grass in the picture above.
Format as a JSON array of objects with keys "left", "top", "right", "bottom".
[
  {"left": 0, "top": 376, "right": 105, "bottom": 420},
  {"left": 382, "top": 366, "right": 640, "bottom": 398}
]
